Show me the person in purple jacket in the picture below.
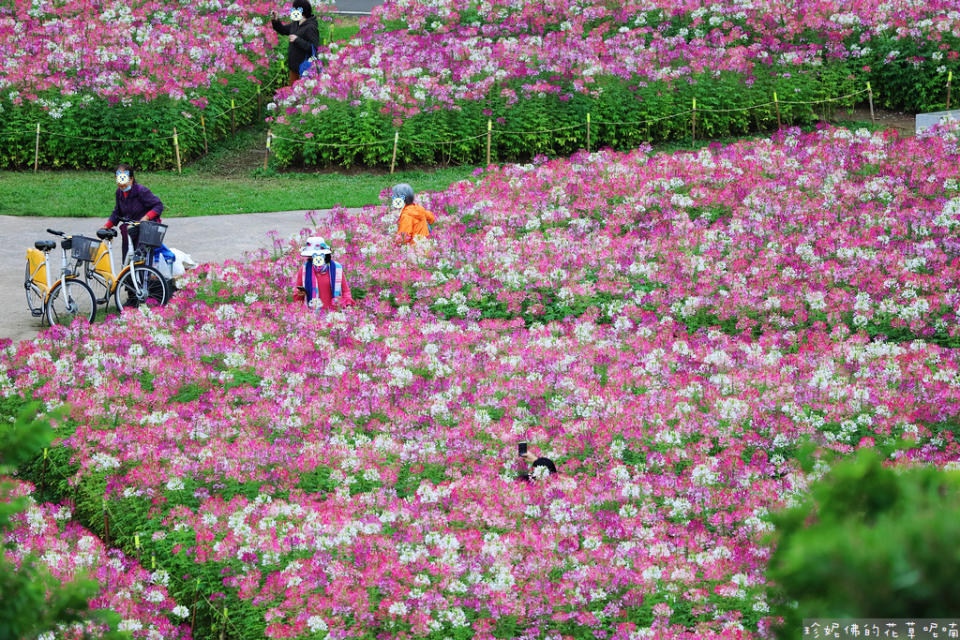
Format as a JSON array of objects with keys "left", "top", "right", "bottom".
[{"left": 100, "top": 163, "right": 164, "bottom": 262}]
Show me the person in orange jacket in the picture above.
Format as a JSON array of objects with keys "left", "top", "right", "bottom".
[{"left": 392, "top": 183, "right": 436, "bottom": 245}]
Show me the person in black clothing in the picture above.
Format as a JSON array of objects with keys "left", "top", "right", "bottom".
[
  {"left": 518, "top": 449, "right": 557, "bottom": 482},
  {"left": 270, "top": 0, "right": 320, "bottom": 85}
]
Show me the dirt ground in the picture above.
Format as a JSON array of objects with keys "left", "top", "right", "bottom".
[{"left": 834, "top": 106, "right": 915, "bottom": 136}]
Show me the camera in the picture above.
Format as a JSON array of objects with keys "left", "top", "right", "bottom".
[{"left": 518, "top": 442, "right": 527, "bottom": 456}]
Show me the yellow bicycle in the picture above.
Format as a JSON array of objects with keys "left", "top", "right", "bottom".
[
  {"left": 80, "top": 221, "right": 171, "bottom": 312},
  {"left": 24, "top": 229, "right": 98, "bottom": 327}
]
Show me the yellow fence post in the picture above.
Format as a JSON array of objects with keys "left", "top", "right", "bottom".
[
  {"left": 390, "top": 130, "right": 399, "bottom": 174},
  {"left": 486, "top": 119, "right": 492, "bottom": 166},
  {"left": 586, "top": 112, "right": 591, "bottom": 153},
  {"left": 774, "top": 92, "right": 781, "bottom": 129},
  {"left": 102, "top": 498, "right": 109, "bottom": 546},
  {"left": 691, "top": 98, "right": 697, "bottom": 142},
  {"left": 200, "top": 115, "right": 208, "bottom": 154},
  {"left": 948, "top": 71, "right": 953, "bottom": 110},
  {"left": 39, "top": 447, "right": 47, "bottom": 498},
  {"left": 867, "top": 82, "right": 875, "bottom": 122},
  {"left": 172, "top": 128, "right": 182, "bottom": 174},
  {"left": 231, "top": 99, "right": 236, "bottom": 134},
  {"left": 33, "top": 123, "right": 40, "bottom": 173},
  {"left": 263, "top": 129, "right": 272, "bottom": 171}
]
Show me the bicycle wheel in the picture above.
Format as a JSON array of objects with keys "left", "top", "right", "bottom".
[
  {"left": 24, "top": 261, "right": 45, "bottom": 318},
  {"left": 46, "top": 278, "right": 97, "bottom": 326},
  {"left": 84, "top": 263, "right": 112, "bottom": 311},
  {"left": 114, "top": 264, "right": 169, "bottom": 311}
]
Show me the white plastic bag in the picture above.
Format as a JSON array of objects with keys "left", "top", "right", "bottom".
[
  {"left": 169, "top": 248, "right": 197, "bottom": 277},
  {"left": 150, "top": 246, "right": 176, "bottom": 279}
]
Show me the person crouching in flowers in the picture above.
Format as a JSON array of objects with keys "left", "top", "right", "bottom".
[
  {"left": 391, "top": 183, "right": 436, "bottom": 262},
  {"left": 294, "top": 237, "right": 354, "bottom": 310}
]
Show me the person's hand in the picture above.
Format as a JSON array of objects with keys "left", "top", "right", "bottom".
[
  {"left": 522, "top": 452, "right": 537, "bottom": 464},
  {"left": 289, "top": 34, "right": 297, "bottom": 42}
]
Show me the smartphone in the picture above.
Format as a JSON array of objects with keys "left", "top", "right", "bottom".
[{"left": 518, "top": 442, "right": 527, "bottom": 456}]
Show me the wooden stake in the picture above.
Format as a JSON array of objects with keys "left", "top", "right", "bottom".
[
  {"left": 220, "top": 607, "right": 228, "bottom": 640},
  {"left": 691, "top": 98, "right": 697, "bottom": 142},
  {"left": 774, "top": 92, "right": 782, "bottom": 129},
  {"left": 33, "top": 122, "right": 40, "bottom": 172},
  {"left": 867, "top": 82, "right": 875, "bottom": 122},
  {"left": 586, "top": 112, "right": 591, "bottom": 153},
  {"left": 172, "top": 127, "right": 182, "bottom": 175},
  {"left": 948, "top": 71, "right": 953, "bottom": 110},
  {"left": 257, "top": 88, "right": 262, "bottom": 120},
  {"left": 39, "top": 447, "right": 47, "bottom": 500},
  {"left": 103, "top": 498, "right": 110, "bottom": 546},
  {"left": 231, "top": 99, "right": 236, "bottom": 134},
  {"left": 486, "top": 119, "right": 492, "bottom": 166},
  {"left": 390, "top": 130, "right": 398, "bottom": 174},
  {"left": 191, "top": 579, "right": 200, "bottom": 630},
  {"left": 134, "top": 533, "right": 141, "bottom": 563},
  {"left": 200, "top": 114, "right": 208, "bottom": 154},
  {"left": 263, "top": 129, "right": 272, "bottom": 171}
]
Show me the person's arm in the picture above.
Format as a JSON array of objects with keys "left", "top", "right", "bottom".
[
  {"left": 292, "top": 20, "right": 320, "bottom": 50},
  {"left": 293, "top": 263, "right": 305, "bottom": 301},
  {"left": 138, "top": 186, "right": 164, "bottom": 220},
  {"left": 337, "top": 276, "right": 353, "bottom": 305},
  {"left": 104, "top": 191, "right": 120, "bottom": 228},
  {"left": 271, "top": 18, "right": 291, "bottom": 35},
  {"left": 424, "top": 207, "right": 436, "bottom": 225}
]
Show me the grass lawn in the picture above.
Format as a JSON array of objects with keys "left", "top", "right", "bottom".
[
  {"left": 0, "top": 117, "right": 882, "bottom": 218},
  {"left": 0, "top": 166, "right": 480, "bottom": 217}
]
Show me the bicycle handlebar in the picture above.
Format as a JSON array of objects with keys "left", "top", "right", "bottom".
[{"left": 47, "top": 228, "right": 64, "bottom": 236}]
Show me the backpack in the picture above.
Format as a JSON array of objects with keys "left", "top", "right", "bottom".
[{"left": 298, "top": 44, "right": 318, "bottom": 77}]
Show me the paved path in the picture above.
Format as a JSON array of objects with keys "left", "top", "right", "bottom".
[
  {"left": 1, "top": 211, "right": 353, "bottom": 343},
  {"left": 333, "top": 0, "right": 380, "bottom": 14}
]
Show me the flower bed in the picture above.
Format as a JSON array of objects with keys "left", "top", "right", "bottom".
[
  {"left": 0, "top": 0, "right": 326, "bottom": 168},
  {"left": 268, "top": 0, "right": 959, "bottom": 167},
  {"left": 3, "top": 479, "right": 192, "bottom": 638},
  {"left": 4, "top": 125, "right": 960, "bottom": 638}
]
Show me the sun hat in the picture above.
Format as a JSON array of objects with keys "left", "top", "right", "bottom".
[{"left": 300, "top": 236, "right": 332, "bottom": 257}]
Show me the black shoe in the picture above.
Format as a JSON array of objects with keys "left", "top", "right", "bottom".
[{"left": 122, "top": 297, "right": 140, "bottom": 308}]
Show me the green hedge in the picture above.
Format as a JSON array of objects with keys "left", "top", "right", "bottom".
[
  {"left": 270, "top": 61, "right": 858, "bottom": 168},
  {"left": 0, "top": 63, "right": 284, "bottom": 171}
]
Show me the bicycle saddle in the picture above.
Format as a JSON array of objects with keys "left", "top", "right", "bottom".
[
  {"left": 34, "top": 240, "right": 56, "bottom": 252},
  {"left": 97, "top": 228, "right": 118, "bottom": 240}
]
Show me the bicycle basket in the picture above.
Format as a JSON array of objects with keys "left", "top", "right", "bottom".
[
  {"left": 70, "top": 235, "right": 100, "bottom": 263},
  {"left": 138, "top": 221, "right": 167, "bottom": 248}
]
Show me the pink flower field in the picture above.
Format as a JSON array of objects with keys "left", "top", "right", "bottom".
[
  {"left": 276, "top": 0, "right": 960, "bottom": 120},
  {"left": 4, "top": 479, "right": 192, "bottom": 639},
  {"left": 0, "top": 0, "right": 330, "bottom": 168},
  {"left": 4, "top": 124, "right": 960, "bottom": 638},
  {"left": 0, "top": 0, "right": 294, "bottom": 104}
]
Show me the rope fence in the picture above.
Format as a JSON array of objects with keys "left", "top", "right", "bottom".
[
  {"left": 7, "top": 68, "right": 286, "bottom": 173},
  {"left": 9, "top": 83, "right": 875, "bottom": 173},
  {"left": 266, "top": 84, "right": 875, "bottom": 172}
]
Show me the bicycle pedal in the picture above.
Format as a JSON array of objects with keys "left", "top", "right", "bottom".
[{"left": 31, "top": 309, "right": 43, "bottom": 318}]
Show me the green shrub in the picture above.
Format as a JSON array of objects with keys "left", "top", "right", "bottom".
[
  {"left": 766, "top": 448, "right": 960, "bottom": 638},
  {"left": 270, "top": 61, "right": 857, "bottom": 168},
  {"left": 0, "top": 63, "right": 284, "bottom": 170}
]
